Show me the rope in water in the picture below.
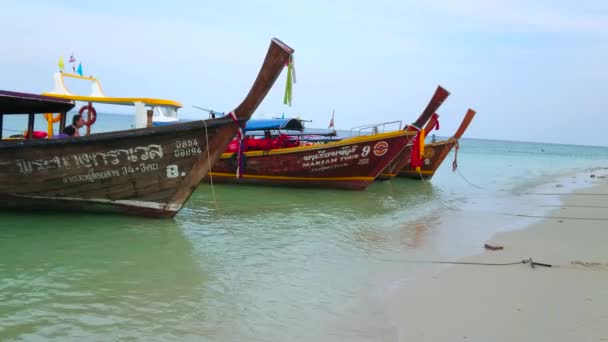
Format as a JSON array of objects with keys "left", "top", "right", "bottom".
[
  {"left": 414, "top": 168, "right": 460, "bottom": 211},
  {"left": 202, "top": 120, "right": 234, "bottom": 234},
  {"left": 456, "top": 168, "right": 485, "bottom": 190},
  {"left": 449, "top": 147, "right": 486, "bottom": 190}
]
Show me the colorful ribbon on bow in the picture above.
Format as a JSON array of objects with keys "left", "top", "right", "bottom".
[
  {"left": 283, "top": 55, "right": 295, "bottom": 106},
  {"left": 409, "top": 124, "right": 425, "bottom": 172},
  {"left": 228, "top": 111, "right": 244, "bottom": 178}
]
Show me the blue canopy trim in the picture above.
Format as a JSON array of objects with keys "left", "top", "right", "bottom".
[{"left": 244, "top": 118, "right": 304, "bottom": 132}]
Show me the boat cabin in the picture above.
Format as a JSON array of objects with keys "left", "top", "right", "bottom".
[{"left": 0, "top": 90, "right": 75, "bottom": 140}]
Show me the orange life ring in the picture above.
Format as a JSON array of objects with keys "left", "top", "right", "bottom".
[
  {"left": 78, "top": 104, "right": 97, "bottom": 126},
  {"left": 44, "top": 113, "right": 61, "bottom": 123}
]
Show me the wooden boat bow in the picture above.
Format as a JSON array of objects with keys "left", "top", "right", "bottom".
[
  {"left": 453, "top": 108, "right": 476, "bottom": 140},
  {"left": 168, "top": 38, "right": 295, "bottom": 208}
]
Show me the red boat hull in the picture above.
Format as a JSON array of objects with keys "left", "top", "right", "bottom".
[
  {"left": 208, "top": 131, "right": 414, "bottom": 190},
  {"left": 397, "top": 138, "right": 457, "bottom": 180},
  {"left": 399, "top": 108, "right": 476, "bottom": 180},
  {"left": 376, "top": 143, "right": 414, "bottom": 180}
]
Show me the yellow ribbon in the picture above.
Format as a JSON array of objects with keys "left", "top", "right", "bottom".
[{"left": 416, "top": 128, "right": 425, "bottom": 172}]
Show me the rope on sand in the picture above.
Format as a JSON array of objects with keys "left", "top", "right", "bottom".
[
  {"left": 411, "top": 258, "right": 551, "bottom": 268},
  {"left": 525, "top": 193, "right": 608, "bottom": 196},
  {"left": 538, "top": 205, "right": 608, "bottom": 209},
  {"left": 502, "top": 213, "right": 608, "bottom": 221}
]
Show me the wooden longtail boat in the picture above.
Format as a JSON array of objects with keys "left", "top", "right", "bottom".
[
  {"left": 208, "top": 129, "right": 416, "bottom": 190},
  {"left": 376, "top": 86, "right": 451, "bottom": 180},
  {"left": 0, "top": 38, "right": 294, "bottom": 217},
  {"left": 398, "top": 108, "right": 476, "bottom": 180}
]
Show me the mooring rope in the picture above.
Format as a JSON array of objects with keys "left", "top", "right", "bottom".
[
  {"left": 414, "top": 168, "right": 460, "bottom": 211},
  {"left": 501, "top": 213, "right": 608, "bottom": 221},
  {"left": 525, "top": 192, "right": 608, "bottom": 196},
  {"left": 202, "top": 120, "right": 234, "bottom": 234},
  {"left": 430, "top": 260, "right": 528, "bottom": 266},
  {"left": 538, "top": 204, "right": 608, "bottom": 209},
  {"left": 456, "top": 168, "right": 486, "bottom": 190},
  {"left": 405, "top": 258, "right": 551, "bottom": 268}
]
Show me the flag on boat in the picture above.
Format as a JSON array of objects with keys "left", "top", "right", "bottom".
[
  {"left": 58, "top": 57, "right": 65, "bottom": 71},
  {"left": 77, "top": 63, "right": 83, "bottom": 76},
  {"left": 328, "top": 110, "right": 334, "bottom": 129},
  {"left": 69, "top": 54, "right": 76, "bottom": 72}
]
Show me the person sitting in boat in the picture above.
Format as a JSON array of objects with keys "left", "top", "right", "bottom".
[{"left": 63, "top": 114, "right": 85, "bottom": 137}]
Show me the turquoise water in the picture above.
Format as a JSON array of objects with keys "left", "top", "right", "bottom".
[{"left": 1, "top": 113, "right": 608, "bottom": 341}]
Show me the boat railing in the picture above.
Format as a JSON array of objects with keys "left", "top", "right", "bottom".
[{"left": 350, "top": 120, "right": 402, "bottom": 136}]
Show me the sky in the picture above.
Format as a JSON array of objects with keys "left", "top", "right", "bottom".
[{"left": 1, "top": 0, "right": 607, "bottom": 145}]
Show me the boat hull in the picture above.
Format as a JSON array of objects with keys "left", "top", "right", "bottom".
[
  {"left": 208, "top": 131, "right": 413, "bottom": 190},
  {"left": 0, "top": 119, "right": 233, "bottom": 217},
  {"left": 1, "top": 38, "right": 296, "bottom": 217},
  {"left": 398, "top": 109, "right": 476, "bottom": 180},
  {"left": 375, "top": 143, "right": 414, "bottom": 180},
  {"left": 397, "top": 138, "right": 456, "bottom": 180}
]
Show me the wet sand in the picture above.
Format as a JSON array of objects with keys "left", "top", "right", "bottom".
[{"left": 387, "top": 172, "right": 608, "bottom": 341}]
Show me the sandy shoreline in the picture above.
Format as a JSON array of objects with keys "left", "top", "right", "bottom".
[{"left": 387, "top": 171, "right": 608, "bottom": 342}]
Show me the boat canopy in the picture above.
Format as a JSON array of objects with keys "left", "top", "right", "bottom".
[
  {"left": 244, "top": 118, "right": 304, "bottom": 132},
  {"left": 0, "top": 90, "right": 75, "bottom": 114},
  {"left": 42, "top": 72, "right": 182, "bottom": 108},
  {"left": 41, "top": 72, "right": 182, "bottom": 128}
]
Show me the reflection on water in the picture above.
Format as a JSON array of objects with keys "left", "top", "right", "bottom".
[
  {"left": 0, "top": 214, "right": 211, "bottom": 340},
  {"left": 397, "top": 215, "right": 442, "bottom": 248},
  {"left": 0, "top": 179, "right": 449, "bottom": 341},
  {"left": 166, "top": 180, "right": 450, "bottom": 341}
]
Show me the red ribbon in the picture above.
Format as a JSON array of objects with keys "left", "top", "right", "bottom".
[
  {"left": 228, "top": 112, "right": 244, "bottom": 178},
  {"left": 409, "top": 125, "right": 423, "bottom": 169}
]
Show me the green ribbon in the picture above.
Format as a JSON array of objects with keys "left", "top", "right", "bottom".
[{"left": 283, "top": 56, "right": 294, "bottom": 106}]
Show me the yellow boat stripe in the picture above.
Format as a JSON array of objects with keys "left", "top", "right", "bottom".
[
  {"left": 61, "top": 72, "right": 98, "bottom": 81},
  {"left": 220, "top": 130, "right": 415, "bottom": 158},
  {"left": 400, "top": 170, "right": 435, "bottom": 175},
  {"left": 208, "top": 172, "right": 374, "bottom": 181},
  {"left": 380, "top": 173, "right": 397, "bottom": 177},
  {"left": 41, "top": 93, "right": 183, "bottom": 108}
]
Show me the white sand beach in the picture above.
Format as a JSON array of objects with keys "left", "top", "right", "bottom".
[{"left": 388, "top": 172, "right": 608, "bottom": 342}]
